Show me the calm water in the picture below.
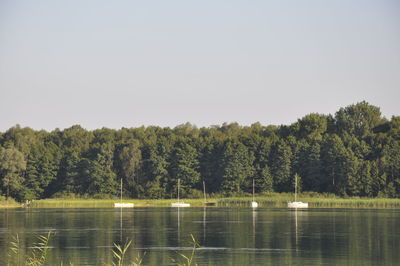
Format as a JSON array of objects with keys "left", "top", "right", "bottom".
[{"left": 0, "top": 207, "right": 399, "bottom": 265}]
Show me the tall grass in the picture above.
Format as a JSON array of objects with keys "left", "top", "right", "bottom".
[
  {"left": 104, "top": 240, "right": 144, "bottom": 266},
  {"left": 6, "top": 232, "right": 145, "bottom": 266},
  {"left": 218, "top": 193, "right": 400, "bottom": 208},
  {"left": 171, "top": 234, "right": 200, "bottom": 266},
  {"left": 6, "top": 232, "right": 199, "bottom": 266},
  {"left": 7, "top": 231, "right": 53, "bottom": 266},
  {"left": 0, "top": 196, "right": 20, "bottom": 208},
  {"left": 20, "top": 193, "right": 400, "bottom": 209},
  {"left": 29, "top": 198, "right": 216, "bottom": 208}
]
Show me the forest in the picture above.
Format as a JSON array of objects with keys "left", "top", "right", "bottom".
[{"left": 0, "top": 101, "right": 399, "bottom": 201}]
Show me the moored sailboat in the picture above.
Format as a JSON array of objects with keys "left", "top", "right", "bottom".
[
  {"left": 251, "top": 179, "right": 258, "bottom": 208},
  {"left": 171, "top": 179, "right": 190, "bottom": 207},
  {"left": 114, "top": 179, "right": 134, "bottom": 208},
  {"left": 288, "top": 174, "right": 308, "bottom": 208}
]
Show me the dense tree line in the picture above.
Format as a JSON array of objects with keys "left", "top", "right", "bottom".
[{"left": 0, "top": 101, "right": 399, "bottom": 201}]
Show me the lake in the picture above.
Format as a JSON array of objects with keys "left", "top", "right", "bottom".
[{"left": 0, "top": 207, "right": 399, "bottom": 265}]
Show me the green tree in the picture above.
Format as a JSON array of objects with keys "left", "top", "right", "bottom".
[
  {"left": 321, "top": 135, "right": 358, "bottom": 195},
  {"left": 170, "top": 139, "right": 201, "bottom": 197},
  {"left": 291, "top": 140, "right": 322, "bottom": 192},
  {"left": 52, "top": 125, "right": 93, "bottom": 195},
  {"left": 243, "top": 135, "right": 272, "bottom": 193},
  {"left": 370, "top": 160, "right": 386, "bottom": 197},
  {"left": 1, "top": 125, "right": 40, "bottom": 157},
  {"left": 335, "top": 101, "right": 384, "bottom": 139},
  {"left": 258, "top": 165, "right": 273, "bottom": 192},
  {"left": 357, "top": 160, "right": 373, "bottom": 197},
  {"left": 24, "top": 143, "right": 60, "bottom": 200},
  {"left": 80, "top": 142, "right": 117, "bottom": 196},
  {"left": 387, "top": 116, "right": 400, "bottom": 140},
  {"left": 382, "top": 139, "right": 400, "bottom": 197},
  {"left": 270, "top": 140, "right": 292, "bottom": 192},
  {"left": 57, "top": 151, "right": 81, "bottom": 194},
  {"left": 295, "top": 113, "right": 328, "bottom": 140},
  {"left": 0, "top": 102, "right": 398, "bottom": 199},
  {"left": 199, "top": 136, "right": 225, "bottom": 193},
  {"left": 142, "top": 137, "right": 172, "bottom": 198},
  {"left": 220, "top": 139, "right": 255, "bottom": 194},
  {"left": 115, "top": 141, "right": 142, "bottom": 197},
  {"left": 60, "top": 125, "right": 93, "bottom": 153},
  {"left": 0, "top": 147, "right": 27, "bottom": 200}
]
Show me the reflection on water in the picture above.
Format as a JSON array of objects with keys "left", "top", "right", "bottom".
[{"left": 0, "top": 207, "right": 399, "bottom": 265}]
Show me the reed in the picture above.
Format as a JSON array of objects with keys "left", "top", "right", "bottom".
[
  {"left": 29, "top": 198, "right": 216, "bottom": 208},
  {"left": 218, "top": 194, "right": 400, "bottom": 208},
  {"left": 171, "top": 234, "right": 200, "bottom": 266},
  {"left": 7, "top": 231, "right": 53, "bottom": 266},
  {"left": 5, "top": 232, "right": 197, "bottom": 266},
  {"left": 105, "top": 239, "right": 144, "bottom": 266},
  {"left": 17, "top": 193, "right": 400, "bottom": 209}
]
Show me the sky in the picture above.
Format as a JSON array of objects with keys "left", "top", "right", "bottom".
[{"left": 0, "top": 0, "right": 399, "bottom": 131}]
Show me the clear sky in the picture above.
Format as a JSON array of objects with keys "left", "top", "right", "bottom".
[{"left": 0, "top": 0, "right": 399, "bottom": 131}]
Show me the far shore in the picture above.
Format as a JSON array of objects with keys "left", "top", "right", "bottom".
[{"left": 2, "top": 194, "right": 400, "bottom": 209}]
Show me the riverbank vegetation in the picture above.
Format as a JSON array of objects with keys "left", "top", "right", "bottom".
[
  {"left": 0, "top": 101, "right": 399, "bottom": 202},
  {"left": 26, "top": 193, "right": 400, "bottom": 209},
  {"left": 0, "top": 196, "right": 19, "bottom": 208}
]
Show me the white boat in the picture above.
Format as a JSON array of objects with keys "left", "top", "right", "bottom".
[
  {"left": 288, "top": 174, "right": 308, "bottom": 208},
  {"left": 171, "top": 179, "right": 190, "bottom": 207},
  {"left": 114, "top": 203, "right": 134, "bottom": 208},
  {"left": 114, "top": 179, "right": 134, "bottom": 208},
  {"left": 251, "top": 179, "right": 258, "bottom": 208},
  {"left": 288, "top": 201, "right": 308, "bottom": 208},
  {"left": 171, "top": 202, "right": 191, "bottom": 207}
]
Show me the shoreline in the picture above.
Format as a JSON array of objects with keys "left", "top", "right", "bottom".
[{"left": 2, "top": 195, "right": 400, "bottom": 209}]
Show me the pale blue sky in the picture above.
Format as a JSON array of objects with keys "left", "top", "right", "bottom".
[{"left": 1, "top": 0, "right": 399, "bottom": 131}]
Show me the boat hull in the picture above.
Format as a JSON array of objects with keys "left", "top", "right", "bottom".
[
  {"left": 171, "top": 202, "right": 190, "bottom": 207},
  {"left": 288, "top": 201, "right": 308, "bottom": 208},
  {"left": 114, "top": 203, "right": 134, "bottom": 208}
]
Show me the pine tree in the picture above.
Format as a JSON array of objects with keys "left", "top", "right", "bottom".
[{"left": 220, "top": 140, "right": 255, "bottom": 194}]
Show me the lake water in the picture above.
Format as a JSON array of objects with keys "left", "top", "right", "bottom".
[{"left": 0, "top": 207, "right": 399, "bottom": 265}]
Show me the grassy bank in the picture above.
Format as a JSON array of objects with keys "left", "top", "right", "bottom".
[
  {"left": 28, "top": 198, "right": 215, "bottom": 208},
  {"left": 0, "top": 197, "right": 20, "bottom": 208},
  {"left": 21, "top": 193, "right": 400, "bottom": 209},
  {"left": 218, "top": 194, "right": 400, "bottom": 208}
]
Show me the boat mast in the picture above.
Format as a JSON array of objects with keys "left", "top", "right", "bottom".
[
  {"left": 120, "top": 178, "right": 123, "bottom": 203},
  {"left": 203, "top": 181, "right": 206, "bottom": 203},
  {"left": 252, "top": 179, "right": 255, "bottom": 202},
  {"left": 177, "top": 179, "right": 180, "bottom": 203},
  {"left": 294, "top": 175, "right": 297, "bottom": 202}
]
